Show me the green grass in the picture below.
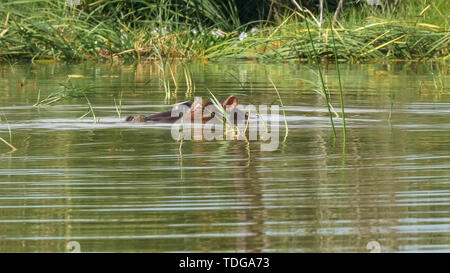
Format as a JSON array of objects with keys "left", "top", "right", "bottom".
[
  {"left": 0, "top": 0, "right": 447, "bottom": 63},
  {"left": 211, "top": 15, "right": 448, "bottom": 62}
]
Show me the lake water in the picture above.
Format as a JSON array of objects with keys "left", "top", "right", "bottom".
[{"left": 0, "top": 61, "right": 449, "bottom": 252}]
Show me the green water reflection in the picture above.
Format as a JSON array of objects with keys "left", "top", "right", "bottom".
[{"left": 0, "top": 62, "right": 449, "bottom": 252}]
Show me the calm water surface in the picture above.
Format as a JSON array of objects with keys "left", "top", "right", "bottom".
[{"left": 0, "top": 62, "right": 449, "bottom": 252}]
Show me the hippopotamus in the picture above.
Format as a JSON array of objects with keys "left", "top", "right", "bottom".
[{"left": 126, "top": 96, "right": 247, "bottom": 124}]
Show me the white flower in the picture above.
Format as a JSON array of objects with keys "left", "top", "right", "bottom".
[
  {"left": 66, "top": 0, "right": 80, "bottom": 6},
  {"left": 250, "top": 27, "right": 258, "bottom": 34},
  {"left": 121, "top": 33, "right": 127, "bottom": 40},
  {"left": 191, "top": 28, "right": 198, "bottom": 35},
  {"left": 239, "top": 32, "right": 247, "bottom": 41},
  {"left": 366, "top": 0, "right": 381, "bottom": 6},
  {"left": 152, "top": 27, "right": 168, "bottom": 36}
]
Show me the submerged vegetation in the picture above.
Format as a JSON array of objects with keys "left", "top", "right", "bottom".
[{"left": 0, "top": 0, "right": 448, "bottom": 63}]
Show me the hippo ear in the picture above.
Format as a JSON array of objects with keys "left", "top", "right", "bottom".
[{"left": 222, "top": 96, "right": 238, "bottom": 111}]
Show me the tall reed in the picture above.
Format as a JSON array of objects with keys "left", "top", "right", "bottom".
[
  {"left": 331, "top": 22, "right": 346, "bottom": 141},
  {"left": 269, "top": 78, "right": 289, "bottom": 143},
  {"left": 0, "top": 113, "right": 17, "bottom": 152},
  {"left": 303, "top": 15, "right": 337, "bottom": 140}
]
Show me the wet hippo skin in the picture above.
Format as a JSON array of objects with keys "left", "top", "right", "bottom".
[{"left": 126, "top": 96, "right": 247, "bottom": 124}]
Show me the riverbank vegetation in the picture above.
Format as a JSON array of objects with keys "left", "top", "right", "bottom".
[{"left": 0, "top": 0, "right": 448, "bottom": 63}]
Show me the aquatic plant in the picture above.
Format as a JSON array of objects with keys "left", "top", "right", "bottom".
[
  {"left": 114, "top": 90, "right": 123, "bottom": 119},
  {"left": 302, "top": 10, "right": 337, "bottom": 140},
  {"left": 34, "top": 80, "right": 99, "bottom": 122},
  {"left": 0, "top": 113, "right": 17, "bottom": 152},
  {"left": 269, "top": 78, "right": 289, "bottom": 143},
  {"left": 0, "top": 0, "right": 447, "bottom": 63}
]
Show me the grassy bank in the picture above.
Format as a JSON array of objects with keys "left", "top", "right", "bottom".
[{"left": 0, "top": 0, "right": 448, "bottom": 63}]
